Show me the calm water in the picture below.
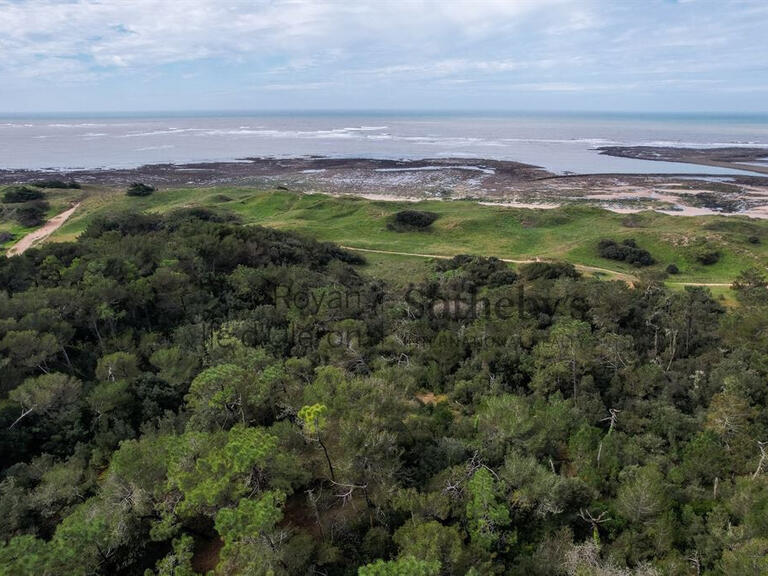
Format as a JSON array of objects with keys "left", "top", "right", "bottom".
[{"left": 1, "top": 112, "right": 768, "bottom": 175}]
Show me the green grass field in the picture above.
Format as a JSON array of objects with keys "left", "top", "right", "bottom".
[{"left": 8, "top": 184, "right": 768, "bottom": 288}]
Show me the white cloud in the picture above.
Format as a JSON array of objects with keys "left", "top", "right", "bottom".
[
  {"left": 0, "top": 0, "right": 569, "bottom": 79},
  {"left": 0, "top": 0, "right": 766, "bottom": 111}
]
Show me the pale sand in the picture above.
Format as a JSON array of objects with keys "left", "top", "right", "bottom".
[{"left": 7, "top": 203, "right": 80, "bottom": 257}]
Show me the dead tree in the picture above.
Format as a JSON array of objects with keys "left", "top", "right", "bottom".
[
  {"left": 753, "top": 441, "right": 768, "bottom": 479},
  {"left": 579, "top": 508, "right": 611, "bottom": 544},
  {"left": 597, "top": 408, "right": 620, "bottom": 468}
]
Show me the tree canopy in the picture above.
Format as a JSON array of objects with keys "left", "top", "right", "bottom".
[{"left": 1, "top": 207, "right": 767, "bottom": 575}]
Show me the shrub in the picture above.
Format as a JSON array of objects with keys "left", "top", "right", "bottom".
[
  {"left": 2, "top": 186, "right": 44, "bottom": 204},
  {"left": 666, "top": 263, "right": 680, "bottom": 275},
  {"left": 0, "top": 231, "right": 14, "bottom": 244},
  {"left": 435, "top": 255, "right": 517, "bottom": 285},
  {"left": 597, "top": 238, "right": 655, "bottom": 266},
  {"left": 32, "top": 179, "right": 81, "bottom": 189},
  {"left": 696, "top": 251, "right": 720, "bottom": 266},
  {"left": 487, "top": 268, "right": 518, "bottom": 287},
  {"left": 748, "top": 236, "right": 761, "bottom": 245},
  {"left": 163, "top": 207, "right": 240, "bottom": 231},
  {"left": 83, "top": 210, "right": 163, "bottom": 238},
  {"left": 15, "top": 200, "right": 50, "bottom": 227},
  {"left": 519, "top": 261, "right": 580, "bottom": 280},
  {"left": 126, "top": 182, "right": 156, "bottom": 197},
  {"left": 388, "top": 210, "right": 438, "bottom": 231}
]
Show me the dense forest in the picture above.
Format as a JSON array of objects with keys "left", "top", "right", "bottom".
[{"left": 1, "top": 208, "right": 768, "bottom": 575}]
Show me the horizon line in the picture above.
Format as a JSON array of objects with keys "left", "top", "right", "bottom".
[{"left": 2, "top": 108, "right": 768, "bottom": 119}]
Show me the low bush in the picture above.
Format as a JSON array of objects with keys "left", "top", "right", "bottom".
[
  {"left": 2, "top": 186, "right": 44, "bottom": 203},
  {"left": 666, "top": 263, "right": 680, "bottom": 275},
  {"left": 597, "top": 238, "right": 655, "bottom": 266},
  {"left": 15, "top": 200, "right": 50, "bottom": 227},
  {"left": 32, "top": 179, "right": 81, "bottom": 189},
  {"left": 696, "top": 250, "right": 720, "bottom": 266},
  {"left": 519, "top": 261, "right": 580, "bottom": 280},
  {"left": 435, "top": 255, "right": 517, "bottom": 286},
  {"left": 126, "top": 182, "right": 156, "bottom": 197},
  {"left": 388, "top": 210, "right": 439, "bottom": 231}
]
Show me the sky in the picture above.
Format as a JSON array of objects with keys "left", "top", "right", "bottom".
[{"left": 0, "top": 0, "right": 767, "bottom": 114}]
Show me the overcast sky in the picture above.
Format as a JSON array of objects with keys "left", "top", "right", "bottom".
[{"left": 1, "top": 0, "right": 767, "bottom": 114}]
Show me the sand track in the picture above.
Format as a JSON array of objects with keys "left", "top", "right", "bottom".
[
  {"left": 341, "top": 245, "right": 636, "bottom": 283},
  {"left": 341, "top": 245, "right": 730, "bottom": 287},
  {"left": 7, "top": 203, "right": 80, "bottom": 257}
]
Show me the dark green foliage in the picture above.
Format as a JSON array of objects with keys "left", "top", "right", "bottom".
[
  {"left": 519, "top": 260, "right": 579, "bottom": 280},
  {"left": 388, "top": 210, "right": 439, "bottom": 231},
  {"left": 666, "top": 263, "right": 680, "bottom": 275},
  {"left": 14, "top": 200, "right": 50, "bottom": 227},
  {"left": 32, "top": 180, "right": 81, "bottom": 189},
  {"left": 1, "top": 208, "right": 768, "bottom": 575},
  {"left": 435, "top": 254, "right": 516, "bottom": 286},
  {"left": 2, "top": 186, "right": 44, "bottom": 204},
  {"left": 748, "top": 235, "right": 761, "bottom": 244},
  {"left": 732, "top": 267, "right": 768, "bottom": 305},
  {"left": 696, "top": 250, "right": 721, "bottom": 265},
  {"left": 597, "top": 238, "right": 655, "bottom": 266},
  {"left": 126, "top": 182, "right": 156, "bottom": 197}
]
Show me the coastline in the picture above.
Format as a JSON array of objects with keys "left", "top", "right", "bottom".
[
  {"left": 598, "top": 146, "right": 768, "bottom": 176},
  {"left": 2, "top": 150, "right": 768, "bottom": 219}
]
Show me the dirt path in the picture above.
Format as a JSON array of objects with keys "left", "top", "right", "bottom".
[
  {"left": 342, "top": 245, "right": 731, "bottom": 288},
  {"left": 342, "top": 245, "right": 636, "bottom": 282},
  {"left": 7, "top": 203, "right": 80, "bottom": 257},
  {"left": 668, "top": 282, "right": 732, "bottom": 287}
]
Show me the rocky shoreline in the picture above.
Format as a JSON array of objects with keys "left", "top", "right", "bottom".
[
  {"left": 3, "top": 152, "right": 768, "bottom": 218},
  {"left": 598, "top": 146, "right": 768, "bottom": 175}
]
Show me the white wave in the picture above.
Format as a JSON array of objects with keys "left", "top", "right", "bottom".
[
  {"left": 375, "top": 165, "right": 495, "bottom": 174},
  {"left": 501, "top": 137, "right": 618, "bottom": 145},
  {"left": 135, "top": 144, "right": 175, "bottom": 151},
  {"left": 47, "top": 122, "right": 136, "bottom": 128},
  {"left": 120, "top": 128, "right": 210, "bottom": 137},
  {"left": 343, "top": 126, "right": 388, "bottom": 131}
]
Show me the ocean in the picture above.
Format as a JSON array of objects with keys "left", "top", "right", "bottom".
[{"left": 1, "top": 111, "right": 767, "bottom": 175}]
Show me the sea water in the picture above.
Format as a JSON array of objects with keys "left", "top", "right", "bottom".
[{"left": 1, "top": 111, "right": 767, "bottom": 175}]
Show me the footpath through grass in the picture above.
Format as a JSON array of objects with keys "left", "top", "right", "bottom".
[
  {"left": 33, "top": 186, "right": 768, "bottom": 285},
  {"left": 0, "top": 187, "right": 86, "bottom": 251}
]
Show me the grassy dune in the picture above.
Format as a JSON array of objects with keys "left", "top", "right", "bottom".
[
  {"left": 0, "top": 187, "right": 86, "bottom": 250},
  {"left": 13, "top": 185, "right": 768, "bottom": 286}
]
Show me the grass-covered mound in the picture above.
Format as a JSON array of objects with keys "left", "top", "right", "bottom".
[{"left": 46, "top": 188, "right": 768, "bottom": 285}]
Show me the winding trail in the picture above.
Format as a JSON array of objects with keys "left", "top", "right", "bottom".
[
  {"left": 341, "top": 245, "right": 731, "bottom": 288},
  {"left": 341, "top": 245, "right": 636, "bottom": 282},
  {"left": 667, "top": 282, "right": 732, "bottom": 287},
  {"left": 6, "top": 203, "right": 80, "bottom": 257}
]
